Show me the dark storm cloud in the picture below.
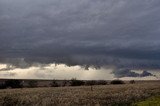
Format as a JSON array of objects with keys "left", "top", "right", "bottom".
[
  {"left": 113, "top": 69, "right": 155, "bottom": 78},
  {"left": 0, "top": 0, "right": 160, "bottom": 73}
]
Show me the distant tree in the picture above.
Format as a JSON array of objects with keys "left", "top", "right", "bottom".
[
  {"left": 0, "top": 83, "right": 6, "bottom": 89},
  {"left": 62, "top": 80, "right": 67, "bottom": 87},
  {"left": 129, "top": 80, "right": 135, "bottom": 84},
  {"left": 70, "top": 78, "right": 85, "bottom": 86},
  {"left": 5, "top": 80, "right": 23, "bottom": 88},
  {"left": 110, "top": 79, "right": 125, "bottom": 84},
  {"left": 50, "top": 80, "right": 59, "bottom": 87},
  {"left": 85, "top": 80, "right": 97, "bottom": 91},
  {"left": 85, "top": 80, "right": 97, "bottom": 86},
  {"left": 96, "top": 80, "right": 107, "bottom": 85},
  {"left": 28, "top": 80, "right": 38, "bottom": 88}
]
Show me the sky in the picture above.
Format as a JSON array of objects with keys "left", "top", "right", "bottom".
[{"left": 0, "top": 0, "right": 160, "bottom": 80}]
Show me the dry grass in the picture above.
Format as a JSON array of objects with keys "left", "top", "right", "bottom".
[{"left": 0, "top": 81, "right": 160, "bottom": 106}]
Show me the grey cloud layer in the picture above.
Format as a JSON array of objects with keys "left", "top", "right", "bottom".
[
  {"left": 113, "top": 69, "right": 155, "bottom": 78},
  {"left": 0, "top": 0, "right": 160, "bottom": 71}
]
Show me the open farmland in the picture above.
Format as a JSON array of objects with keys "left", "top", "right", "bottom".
[{"left": 0, "top": 81, "right": 160, "bottom": 106}]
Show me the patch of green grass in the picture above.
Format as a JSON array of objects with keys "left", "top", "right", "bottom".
[{"left": 133, "top": 96, "right": 160, "bottom": 106}]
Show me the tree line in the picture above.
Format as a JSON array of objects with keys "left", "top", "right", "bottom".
[{"left": 0, "top": 79, "right": 135, "bottom": 89}]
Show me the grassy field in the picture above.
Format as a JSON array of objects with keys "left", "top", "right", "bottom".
[
  {"left": 0, "top": 81, "right": 160, "bottom": 106},
  {"left": 133, "top": 96, "right": 160, "bottom": 106}
]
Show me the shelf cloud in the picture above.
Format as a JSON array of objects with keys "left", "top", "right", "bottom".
[{"left": 0, "top": 0, "right": 160, "bottom": 77}]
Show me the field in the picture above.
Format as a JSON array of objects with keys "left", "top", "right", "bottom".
[
  {"left": 133, "top": 95, "right": 160, "bottom": 106},
  {"left": 0, "top": 81, "right": 160, "bottom": 106}
]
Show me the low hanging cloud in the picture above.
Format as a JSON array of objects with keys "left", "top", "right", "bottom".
[
  {"left": 113, "top": 69, "right": 155, "bottom": 78},
  {"left": 0, "top": 0, "right": 160, "bottom": 76}
]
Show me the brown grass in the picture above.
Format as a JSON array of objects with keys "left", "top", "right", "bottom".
[{"left": 0, "top": 81, "right": 160, "bottom": 106}]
